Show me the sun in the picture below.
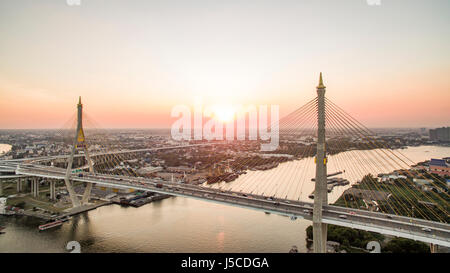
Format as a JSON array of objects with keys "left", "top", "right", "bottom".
[{"left": 213, "top": 105, "right": 236, "bottom": 123}]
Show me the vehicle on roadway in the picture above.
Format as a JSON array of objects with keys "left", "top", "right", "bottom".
[
  {"left": 349, "top": 211, "right": 356, "bottom": 216},
  {"left": 339, "top": 214, "right": 347, "bottom": 219},
  {"left": 421, "top": 227, "right": 432, "bottom": 233},
  {"left": 156, "top": 183, "right": 163, "bottom": 188},
  {"left": 386, "top": 215, "right": 393, "bottom": 219}
]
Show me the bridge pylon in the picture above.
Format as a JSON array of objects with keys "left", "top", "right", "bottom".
[
  {"left": 64, "top": 97, "right": 95, "bottom": 207},
  {"left": 312, "top": 72, "right": 328, "bottom": 253}
]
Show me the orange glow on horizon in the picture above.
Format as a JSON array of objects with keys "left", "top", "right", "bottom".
[{"left": 0, "top": 1, "right": 449, "bottom": 129}]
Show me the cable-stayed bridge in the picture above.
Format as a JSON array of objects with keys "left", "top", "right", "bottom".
[
  {"left": 9, "top": 162, "right": 450, "bottom": 248},
  {"left": 0, "top": 73, "right": 449, "bottom": 252}
]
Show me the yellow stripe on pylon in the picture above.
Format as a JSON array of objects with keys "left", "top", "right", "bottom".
[{"left": 77, "top": 128, "right": 85, "bottom": 143}]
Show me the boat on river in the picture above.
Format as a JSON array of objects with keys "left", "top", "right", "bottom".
[{"left": 38, "top": 220, "right": 63, "bottom": 231}]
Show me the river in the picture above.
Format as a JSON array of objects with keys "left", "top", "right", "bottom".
[{"left": 0, "top": 145, "right": 449, "bottom": 253}]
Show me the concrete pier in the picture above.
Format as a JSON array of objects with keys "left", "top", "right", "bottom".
[
  {"left": 32, "top": 178, "right": 39, "bottom": 198},
  {"left": 49, "top": 180, "right": 56, "bottom": 200},
  {"left": 430, "top": 243, "right": 439, "bottom": 253},
  {"left": 17, "top": 178, "right": 22, "bottom": 192}
]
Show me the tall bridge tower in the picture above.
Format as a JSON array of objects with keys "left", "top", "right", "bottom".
[
  {"left": 64, "top": 97, "right": 95, "bottom": 207},
  {"left": 313, "top": 73, "right": 328, "bottom": 253}
]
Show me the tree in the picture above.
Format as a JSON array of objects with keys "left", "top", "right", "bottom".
[{"left": 382, "top": 238, "right": 430, "bottom": 253}]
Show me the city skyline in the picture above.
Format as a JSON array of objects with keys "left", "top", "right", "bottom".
[{"left": 1, "top": 0, "right": 449, "bottom": 129}]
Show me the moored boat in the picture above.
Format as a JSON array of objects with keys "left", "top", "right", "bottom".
[{"left": 38, "top": 220, "right": 63, "bottom": 231}]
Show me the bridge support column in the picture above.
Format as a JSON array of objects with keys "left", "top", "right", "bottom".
[
  {"left": 312, "top": 73, "right": 328, "bottom": 253},
  {"left": 30, "top": 178, "right": 34, "bottom": 195},
  {"left": 31, "top": 178, "right": 40, "bottom": 198},
  {"left": 81, "top": 182, "right": 93, "bottom": 204},
  {"left": 49, "top": 180, "right": 56, "bottom": 201},
  {"left": 430, "top": 243, "right": 438, "bottom": 253},
  {"left": 25, "top": 179, "right": 30, "bottom": 191},
  {"left": 17, "top": 178, "right": 22, "bottom": 193},
  {"left": 36, "top": 179, "right": 40, "bottom": 198},
  {"left": 81, "top": 147, "right": 95, "bottom": 205}
]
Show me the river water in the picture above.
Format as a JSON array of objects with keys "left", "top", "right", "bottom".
[{"left": 0, "top": 145, "right": 449, "bottom": 253}]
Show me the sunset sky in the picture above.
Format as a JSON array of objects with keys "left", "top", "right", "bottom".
[{"left": 0, "top": 0, "right": 449, "bottom": 129}]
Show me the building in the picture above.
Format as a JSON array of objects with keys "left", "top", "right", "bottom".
[
  {"left": 166, "top": 166, "right": 194, "bottom": 173},
  {"left": 429, "top": 127, "right": 450, "bottom": 142},
  {"left": 380, "top": 173, "right": 407, "bottom": 183},
  {"left": 136, "top": 166, "right": 163, "bottom": 175},
  {"left": 428, "top": 158, "right": 450, "bottom": 177},
  {"left": 413, "top": 178, "right": 432, "bottom": 191},
  {"left": 342, "top": 188, "right": 391, "bottom": 202}
]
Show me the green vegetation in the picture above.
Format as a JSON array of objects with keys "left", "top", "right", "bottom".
[
  {"left": 382, "top": 238, "right": 430, "bottom": 253},
  {"left": 334, "top": 174, "right": 450, "bottom": 222},
  {"left": 330, "top": 173, "right": 441, "bottom": 253},
  {"left": 306, "top": 224, "right": 384, "bottom": 252},
  {"left": 306, "top": 224, "right": 430, "bottom": 253},
  {"left": 6, "top": 195, "right": 67, "bottom": 212}
]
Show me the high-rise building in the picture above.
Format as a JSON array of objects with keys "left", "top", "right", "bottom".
[{"left": 429, "top": 127, "right": 450, "bottom": 142}]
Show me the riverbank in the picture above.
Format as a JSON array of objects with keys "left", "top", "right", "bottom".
[{"left": 2, "top": 178, "right": 174, "bottom": 222}]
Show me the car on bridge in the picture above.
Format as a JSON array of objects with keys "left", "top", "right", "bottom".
[
  {"left": 339, "top": 214, "right": 347, "bottom": 219},
  {"left": 421, "top": 227, "right": 432, "bottom": 233}
]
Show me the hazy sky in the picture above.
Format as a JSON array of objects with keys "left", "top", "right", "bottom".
[{"left": 0, "top": 0, "right": 449, "bottom": 129}]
